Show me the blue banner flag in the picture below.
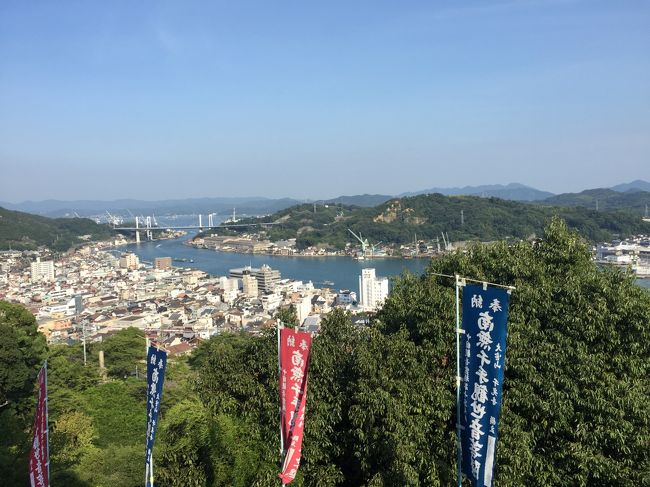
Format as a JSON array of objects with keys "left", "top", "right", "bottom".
[
  {"left": 145, "top": 345, "right": 167, "bottom": 487},
  {"left": 460, "top": 284, "right": 510, "bottom": 487}
]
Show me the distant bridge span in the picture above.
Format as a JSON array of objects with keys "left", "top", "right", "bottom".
[
  {"left": 112, "top": 213, "right": 277, "bottom": 242},
  {"left": 113, "top": 222, "right": 277, "bottom": 231}
]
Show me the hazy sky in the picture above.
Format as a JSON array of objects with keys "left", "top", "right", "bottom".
[{"left": 1, "top": 0, "right": 648, "bottom": 202}]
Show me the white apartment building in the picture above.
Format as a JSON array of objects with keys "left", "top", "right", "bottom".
[
  {"left": 31, "top": 258, "right": 55, "bottom": 283},
  {"left": 242, "top": 274, "right": 259, "bottom": 297},
  {"left": 358, "top": 268, "right": 389, "bottom": 311},
  {"left": 119, "top": 252, "right": 140, "bottom": 270},
  {"left": 296, "top": 295, "right": 312, "bottom": 325}
]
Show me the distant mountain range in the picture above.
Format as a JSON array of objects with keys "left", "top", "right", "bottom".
[
  {"left": 0, "top": 197, "right": 304, "bottom": 219},
  {"left": 399, "top": 182, "right": 554, "bottom": 201},
  {"left": 541, "top": 188, "right": 649, "bottom": 213},
  {"left": 2, "top": 180, "right": 648, "bottom": 216}
]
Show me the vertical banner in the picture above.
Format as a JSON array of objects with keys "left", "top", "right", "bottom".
[
  {"left": 29, "top": 362, "right": 49, "bottom": 487},
  {"left": 279, "top": 328, "right": 313, "bottom": 485},
  {"left": 144, "top": 345, "right": 167, "bottom": 487},
  {"left": 460, "top": 285, "right": 510, "bottom": 487}
]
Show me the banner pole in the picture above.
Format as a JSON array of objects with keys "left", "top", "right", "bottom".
[
  {"left": 278, "top": 320, "right": 284, "bottom": 457},
  {"left": 45, "top": 360, "right": 50, "bottom": 487},
  {"left": 278, "top": 320, "right": 285, "bottom": 487},
  {"left": 455, "top": 275, "right": 463, "bottom": 487}
]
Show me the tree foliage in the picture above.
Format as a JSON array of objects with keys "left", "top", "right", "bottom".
[
  {"left": 170, "top": 218, "right": 649, "bottom": 485},
  {"left": 0, "top": 206, "right": 114, "bottom": 251},
  {"left": 95, "top": 327, "right": 146, "bottom": 379},
  {"left": 0, "top": 301, "right": 47, "bottom": 407},
  {"left": 1, "top": 218, "right": 649, "bottom": 485}
]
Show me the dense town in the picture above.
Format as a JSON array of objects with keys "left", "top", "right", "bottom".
[
  {"left": 0, "top": 241, "right": 392, "bottom": 359},
  {"left": 1, "top": 228, "right": 648, "bottom": 364}
]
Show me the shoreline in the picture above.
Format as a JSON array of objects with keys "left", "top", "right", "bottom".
[{"left": 183, "top": 240, "right": 435, "bottom": 260}]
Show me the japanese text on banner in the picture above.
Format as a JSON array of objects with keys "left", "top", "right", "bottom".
[{"left": 460, "top": 285, "right": 510, "bottom": 487}]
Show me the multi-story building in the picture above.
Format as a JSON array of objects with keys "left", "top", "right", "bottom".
[
  {"left": 358, "top": 268, "right": 389, "bottom": 311},
  {"left": 31, "top": 258, "right": 55, "bottom": 282},
  {"left": 230, "top": 265, "right": 280, "bottom": 294},
  {"left": 242, "top": 273, "right": 259, "bottom": 297},
  {"left": 296, "top": 295, "right": 312, "bottom": 324},
  {"left": 154, "top": 257, "right": 172, "bottom": 270},
  {"left": 119, "top": 252, "right": 139, "bottom": 270}
]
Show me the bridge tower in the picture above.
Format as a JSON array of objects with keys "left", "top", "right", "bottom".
[{"left": 145, "top": 216, "right": 153, "bottom": 241}]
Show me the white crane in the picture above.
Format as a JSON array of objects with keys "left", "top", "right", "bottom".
[
  {"left": 105, "top": 211, "right": 123, "bottom": 226},
  {"left": 441, "top": 232, "right": 452, "bottom": 251},
  {"left": 348, "top": 229, "right": 383, "bottom": 257},
  {"left": 348, "top": 229, "right": 369, "bottom": 255}
]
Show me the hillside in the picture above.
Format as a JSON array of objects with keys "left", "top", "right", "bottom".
[
  {"left": 400, "top": 183, "right": 554, "bottom": 201},
  {"left": 0, "top": 207, "right": 114, "bottom": 251},
  {"left": 318, "top": 194, "right": 393, "bottom": 207},
  {"left": 610, "top": 179, "right": 650, "bottom": 193},
  {"left": 541, "top": 188, "right": 650, "bottom": 213},
  {"left": 228, "top": 194, "right": 650, "bottom": 249}
]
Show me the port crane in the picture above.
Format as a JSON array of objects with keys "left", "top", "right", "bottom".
[
  {"left": 441, "top": 232, "right": 452, "bottom": 251},
  {"left": 348, "top": 228, "right": 369, "bottom": 253},
  {"left": 348, "top": 229, "right": 382, "bottom": 257},
  {"left": 105, "top": 211, "right": 123, "bottom": 226}
]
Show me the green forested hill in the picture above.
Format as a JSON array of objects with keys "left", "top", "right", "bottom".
[
  {"left": 0, "top": 207, "right": 114, "bottom": 251},
  {"left": 541, "top": 188, "right": 650, "bottom": 213},
  {"left": 230, "top": 194, "right": 650, "bottom": 248}
]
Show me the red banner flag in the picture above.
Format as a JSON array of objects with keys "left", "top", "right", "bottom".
[
  {"left": 279, "top": 328, "right": 312, "bottom": 485},
  {"left": 29, "top": 363, "right": 49, "bottom": 487}
]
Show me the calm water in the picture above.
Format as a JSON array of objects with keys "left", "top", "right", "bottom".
[
  {"left": 124, "top": 224, "right": 650, "bottom": 293},
  {"left": 126, "top": 233, "right": 430, "bottom": 292}
]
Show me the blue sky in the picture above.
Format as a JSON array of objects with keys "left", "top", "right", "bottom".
[{"left": 1, "top": 0, "right": 648, "bottom": 201}]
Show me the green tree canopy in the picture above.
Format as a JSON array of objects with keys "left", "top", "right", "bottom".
[
  {"left": 169, "top": 218, "right": 650, "bottom": 485},
  {"left": 0, "top": 301, "right": 47, "bottom": 408}
]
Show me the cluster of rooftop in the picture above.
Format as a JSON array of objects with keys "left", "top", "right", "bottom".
[
  {"left": 593, "top": 235, "right": 650, "bottom": 278},
  {"left": 0, "top": 242, "right": 387, "bottom": 356}
]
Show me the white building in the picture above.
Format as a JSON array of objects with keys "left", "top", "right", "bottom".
[
  {"left": 230, "top": 265, "right": 280, "bottom": 293},
  {"left": 358, "top": 268, "right": 389, "bottom": 311},
  {"left": 337, "top": 289, "right": 357, "bottom": 306},
  {"left": 31, "top": 258, "right": 55, "bottom": 283},
  {"left": 242, "top": 274, "right": 259, "bottom": 297},
  {"left": 119, "top": 252, "right": 139, "bottom": 270},
  {"left": 296, "top": 295, "right": 312, "bottom": 325},
  {"left": 261, "top": 292, "right": 283, "bottom": 312}
]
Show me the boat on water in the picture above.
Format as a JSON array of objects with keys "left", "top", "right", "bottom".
[
  {"left": 323, "top": 280, "right": 335, "bottom": 286},
  {"left": 173, "top": 258, "right": 194, "bottom": 263}
]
